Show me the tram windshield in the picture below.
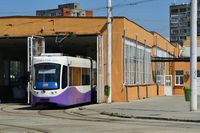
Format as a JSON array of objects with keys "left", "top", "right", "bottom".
[{"left": 34, "top": 63, "right": 61, "bottom": 90}]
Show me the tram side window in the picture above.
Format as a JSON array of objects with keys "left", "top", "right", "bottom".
[
  {"left": 82, "top": 68, "right": 90, "bottom": 85},
  {"left": 69, "top": 67, "right": 81, "bottom": 86},
  {"left": 62, "top": 66, "right": 68, "bottom": 89},
  {"left": 69, "top": 67, "right": 91, "bottom": 86}
]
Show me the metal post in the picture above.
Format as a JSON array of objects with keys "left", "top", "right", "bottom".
[
  {"left": 97, "top": 36, "right": 100, "bottom": 103},
  {"left": 27, "top": 37, "right": 30, "bottom": 104},
  {"left": 123, "top": 30, "right": 129, "bottom": 102},
  {"left": 144, "top": 40, "right": 148, "bottom": 98},
  {"left": 100, "top": 35, "right": 104, "bottom": 103},
  {"left": 97, "top": 34, "right": 104, "bottom": 103},
  {"left": 107, "top": 0, "right": 112, "bottom": 103},
  {"left": 190, "top": 0, "right": 198, "bottom": 111},
  {"left": 155, "top": 36, "right": 159, "bottom": 95},
  {"left": 135, "top": 36, "right": 140, "bottom": 99},
  {"left": 27, "top": 36, "right": 33, "bottom": 105},
  {"left": 29, "top": 36, "right": 34, "bottom": 104}
]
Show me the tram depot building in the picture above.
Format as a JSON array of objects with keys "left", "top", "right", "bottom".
[{"left": 0, "top": 16, "right": 198, "bottom": 103}]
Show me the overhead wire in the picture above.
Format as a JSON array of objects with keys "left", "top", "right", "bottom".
[
  {"left": 111, "top": 0, "right": 165, "bottom": 25},
  {"left": 0, "top": 0, "right": 165, "bottom": 35},
  {"left": 112, "top": 0, "right": 160, "bottom": 8},
  {"left": 0, "top": 0, "right": 161, "bottom": 15}
]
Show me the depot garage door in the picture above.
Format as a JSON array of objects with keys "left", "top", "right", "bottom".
[{"left": 0, "top": 34, "right": 102, "bottom": 103}]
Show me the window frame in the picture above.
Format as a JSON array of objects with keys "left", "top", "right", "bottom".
[
  {"left": 124, "top": 38, "right": 152, "bottom": 86},
  {"left": 69, "top": 67, "right": 91, "bottom": 86},
  {"left": 34, "top": 63, "right": 61, "bottom": 90},
  {"left": 175, "top": 70, "right": 184, "bottom": 86},
  {"left": 62, "top": 65, "right": 68, "bottom": 89}
]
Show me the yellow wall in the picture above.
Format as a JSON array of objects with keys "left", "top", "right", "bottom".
[
  {"left": 152, "top": 33, "right": 178, "bottom": 56},
  {"left": 124, "top": 19, "right": 154, "bottom": 47},
  {"left": 174, "top": 62, "right": 200, "bottom": 95},
  {"left": 0, "top": 17, "right": 108, "bottom": 37},
  {"left": 127, "top": 84, "right": 164, "bottom": 101},
  {"left": 110, "top": 18, "right": 126, "bottom": 102}
]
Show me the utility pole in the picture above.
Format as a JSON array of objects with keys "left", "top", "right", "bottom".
[
  {"left": 107, "top": 0, "right": 112, "bottom": 103},
  {"left": 190, "top": 0, "right": 198, "bottom": 111}
]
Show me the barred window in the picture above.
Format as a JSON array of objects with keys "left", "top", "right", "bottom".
[
  {"left": 154, "top": 47, "right": 174, "bottom": 84},
  {"left": 124, "top": 38, "right": 152, "bottom": 85}
]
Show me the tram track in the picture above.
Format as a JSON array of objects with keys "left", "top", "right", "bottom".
[
  {"left": 37, "top": 107, "right": 131, "bottom": 124},
  {"left": 0, "top": 123, "right": 49, "bottom": 133},
  {"left": 0, "top": 105, "right": 49, "bottom": 133},
  {"left": 1, "top": 104, "right": 200, "bottom": 132},
  {"left": 37, "top": 108, "right": 200, "bottom": 130},
  {"left": 3, "top": 104, "right": 188, "bottom": 130},
  {"left": 0, "top": 104, "right": 41, "bottom": 117},
  {"left": 0, "top": 105, "right": 27, "bottom": 116},
  {"left": 0, "top": 104, "right": 132, "bottom": 123}
]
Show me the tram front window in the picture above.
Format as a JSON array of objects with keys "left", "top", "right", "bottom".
[{"left": 34, "top": 63, "right": 61, "bottom": 90}]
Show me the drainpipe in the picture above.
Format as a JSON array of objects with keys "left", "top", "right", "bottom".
[
  {"left": 155, "top": 35, "right": 159, "bottom": 96},
  {"left": 136, "top": 35, "right": 140, "bottom": 99},
  {"left": 123, "top": 30, "right": 129, "bottom": 102},
  {"left": 144, "top": 40, "right": 148, "bottom": 98}
]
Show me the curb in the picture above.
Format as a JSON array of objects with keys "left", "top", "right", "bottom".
[
  {"left": 100, "top": 112, "right": 133, "bottom": 118},
  {"left": 100, "top": 111, "right": 200, "bottom": 123}
]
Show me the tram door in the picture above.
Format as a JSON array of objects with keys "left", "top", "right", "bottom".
[{"left": 164, "top": 75, "right": 172, "bottom": 96}]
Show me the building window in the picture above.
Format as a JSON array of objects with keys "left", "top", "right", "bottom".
[
  {"left": 50, "top": 12, "right": 56, "bottom": 16},
  {"left": 10, "top": 61, "right": 21, "bottom": 85},
  {"left": 175, "top": 70, "right": 184, "bottom": 85},
  {"left": 124, "top": 38, "right": 151, "bottom": 85},
  {"left": 171, "top": 36, "right": 178, "bottom": 41},
  {"left": 197, "top": 70, "right": 200, "bottom": 77},
  {"left": 154, "top": 47, "right": 175, "bottom": 84}
]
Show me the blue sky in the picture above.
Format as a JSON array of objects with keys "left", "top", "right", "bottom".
[{"left": 0, "top": 0, "right": 190, "bottom": 38}]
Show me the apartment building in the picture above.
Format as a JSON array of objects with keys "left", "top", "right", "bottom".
[
  {"left": 36, "top": 3, "right": 93, "bottom": 17},
  {"left": 169, "top": 1, "right": 200, "bottom": 45}
]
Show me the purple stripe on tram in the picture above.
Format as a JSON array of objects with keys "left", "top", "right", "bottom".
[{"left": 32, "top": 87, "right": 91, "bottom": 106}]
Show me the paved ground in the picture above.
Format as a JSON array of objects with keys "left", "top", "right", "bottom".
[
  {"left": 76, "top": 96, "right": 200, "bottom": 122},
  {"left": 0, "top": 96, "right": 200, "bottom": 133}
]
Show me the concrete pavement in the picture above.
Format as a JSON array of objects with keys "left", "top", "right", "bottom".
[
  {"left": 1, "top": 96, "right": 200, "bottom": 132},
  {"left": 70, "top": 96, "right": 200, "bottom": 123}
]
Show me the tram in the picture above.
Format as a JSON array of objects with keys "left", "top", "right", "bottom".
[{"left": 31, "top": 53, "right": 96, "bottom": 106}]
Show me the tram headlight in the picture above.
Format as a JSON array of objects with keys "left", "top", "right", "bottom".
[{"left": 55, "top": 83, "right": 58, "bottom": 87}]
